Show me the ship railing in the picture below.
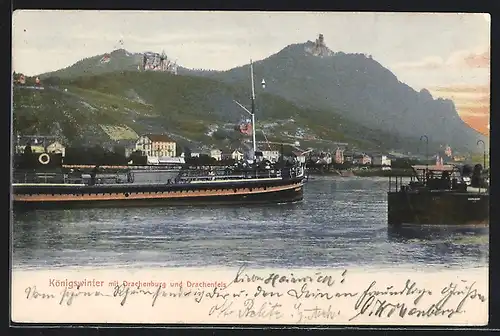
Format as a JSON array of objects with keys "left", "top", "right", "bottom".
[
  {"left": 13, "top": 172, "right": 62, "bottom": 184},
  {"left": 12, "top": 171, "right": 122, "bottom": 185},
  {"left": 63, "top": 177, "right": 87, "bottom": 184},
  {"left": 182, "top": 170, "right": 280, "bottom": 181},
  {"left": 388, "top": 174, "right": 417, "bottom": 192}
]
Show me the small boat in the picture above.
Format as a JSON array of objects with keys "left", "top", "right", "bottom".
[
  {"left": 387, "top": 164, "right": 489, "bottom": 227},
  {"left": 12, "top": 60, "right": 307, "bottom": 210}
]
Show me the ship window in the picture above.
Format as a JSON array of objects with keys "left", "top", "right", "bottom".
[{"left": 234, "top": 188, "right": 237, "bottom": 193}]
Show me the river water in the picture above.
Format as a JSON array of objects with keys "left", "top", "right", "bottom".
[{"left": 11, "top": 176, "right": 489, "bottom": 270}]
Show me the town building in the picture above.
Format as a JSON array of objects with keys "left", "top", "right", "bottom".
[
  {"left": 292, "top": 151, "right": 307, "bottom": 163},
  {"left": 135, "top": 134, "right": 176, "bottom": 158},
  {"left": 210, "top": 149, "right": 222, "bottom": 161},
  {"left": 46, "top": 141, "right": 66, "bottom": 157},
  {"left": 334, "top": 147, "right": 344, "bottom": 164},
  {"left": 353, "top": 153, "right": 372, "bottom": 165},
  {"left": 372, "top": 154, "right": 392, "bottom": 167},
  {"left": 260, "top": 146, "right": 281, "bottom": 162},
  {"left": 231, "top": 150, "right": 245, "bottom": 161}
]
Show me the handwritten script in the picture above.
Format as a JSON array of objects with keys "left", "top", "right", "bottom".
[{"left": 18, "top": 266, "right": 488, "bottom": 324}]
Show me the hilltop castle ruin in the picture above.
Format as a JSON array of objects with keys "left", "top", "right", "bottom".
[{"left": 305, "top": 34, "right": 334, "bottom": 57}]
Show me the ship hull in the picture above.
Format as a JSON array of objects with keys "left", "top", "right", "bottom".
[
  {"left": 13, "top": 177, "right": 304, "bottom": 210},
  {"left": 387, "top": 190, "right": 489, "bottom": 227}
]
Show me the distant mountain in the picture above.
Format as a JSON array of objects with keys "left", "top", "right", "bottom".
[
  {"left": 15, "top": 71, "right": 413, "bottom": 151},
  {"left": 39, "top": 49, "right": 190, "bottom": 80},
  {"left": 38, "top": 49, "right": 142, "bottom": 79},
  {"left": 187, "top": 40, "right": 486, "bottom": 152},
  {"left": 27, "top": 40, "right": 486, "bottom": 154}
]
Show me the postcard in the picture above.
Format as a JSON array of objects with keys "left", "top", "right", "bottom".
[{"left": 11, "top": 10, "right": 490, "bottom": 326}]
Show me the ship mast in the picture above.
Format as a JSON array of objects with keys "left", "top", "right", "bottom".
[
  {"left": 250, "top": 60, "right": 257, "bottom": 159},
  {"left": 233, "top": 60, "right": 260, "bottom": 162}
]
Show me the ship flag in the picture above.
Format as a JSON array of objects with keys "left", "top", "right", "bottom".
[
  {"left": 444, "top": 145, "right": 452, "bottom": 157},
  {"left": 239, "top": 120, "right": 253, "bottom": 136}
]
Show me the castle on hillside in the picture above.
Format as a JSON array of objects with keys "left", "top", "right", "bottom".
[
  {"left": 305, "top": 34, "right": 334, "bottom": 57},
  {"left": 141, "top": 51, "right": 178, "bottom": 74}
]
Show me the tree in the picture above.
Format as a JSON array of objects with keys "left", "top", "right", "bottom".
[
  {"left": 43, "top": 76, "right": 61, "bottom": 86},
  {"left": 183, "top": 146, "right": 192, "bottom": 158},
  {"left": 129, "top": 150, "right": 147, "bottom": 165}
]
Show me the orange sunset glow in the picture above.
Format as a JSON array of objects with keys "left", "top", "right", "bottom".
[
  {"left": 428, "top": 45, "right": 490, "bottom": 137},
  {"left": 430, "top": 84, "right": 490, "bottom": 136}
]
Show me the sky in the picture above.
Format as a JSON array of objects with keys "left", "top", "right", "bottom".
[{"left": 12, "top": 11, "right": 490, "bottom": 136}]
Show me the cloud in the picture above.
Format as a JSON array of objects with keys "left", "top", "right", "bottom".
[
  {"left": 392, "top": 56, "right": 444, "bottom": 70},
  {"left": 463, "top": 49, "right": 490, "bottom": 68},
  {"left": 430, "top": 84, "right": 490, "bottom": 108},
  {"left": 393, "top": 47, "right": 490, "bottom": 70},
  {"left": 456, "top": 105, "right": 489, "bottom": 117},
  {"left": 429, "top": 84, "right": 489, "bottom": 94}
]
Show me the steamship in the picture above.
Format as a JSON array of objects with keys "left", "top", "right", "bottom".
[
  {"left": 387, "top": 164, "right": 489, "bottom": 227},
  {"left": 12, "top": 61, "right": 306, "bottom": 210}
]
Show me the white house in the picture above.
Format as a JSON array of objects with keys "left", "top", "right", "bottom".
[
  {"left": 210, "top": 149, "right": 222, "bottom": 161},
  {"left": 261, "top": 149, "right": 281, "bottom": 162},
  {"left": 46, "top": 141, "right": 66, "bottom": 157},
  {"left": 372, "top": 154, "right": 392, "bottom": 167},
  {"left": 292, "top": 151, "right": 307, "bottom": 164},
  {"left": 135, "top": 134, "right": 176, "bottom": 158},
  {"left": 231, "top": 150, "right": 244, "bottom": 161}
]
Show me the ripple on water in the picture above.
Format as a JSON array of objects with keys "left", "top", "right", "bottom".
[{"left": 12, "top": 178, "right": 489, "bottom": 269}]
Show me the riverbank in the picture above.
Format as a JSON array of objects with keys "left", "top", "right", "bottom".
[{"left": 308, "top": 167, "right": 414, "bottom": 177}]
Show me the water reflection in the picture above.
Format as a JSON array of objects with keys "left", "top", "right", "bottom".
[
  {"left": 387, "top": 225, "right": 489, "bottom": 241},
  {"left": 387, "top": 226, "right": 489, "bottom": 267}
]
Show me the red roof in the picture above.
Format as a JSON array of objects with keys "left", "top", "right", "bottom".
[{"left": 144, "top": 134, "right": 175, "bottom": 143}]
